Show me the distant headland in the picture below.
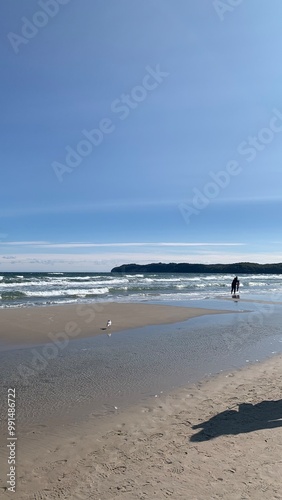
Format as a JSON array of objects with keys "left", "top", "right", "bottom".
[{"left": 111, "top": 262, "right": 282, "bottom": 274}]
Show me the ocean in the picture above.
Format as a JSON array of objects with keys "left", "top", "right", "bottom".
[{"left": 1, "top": 271, "right": 282, "bottom": 308}]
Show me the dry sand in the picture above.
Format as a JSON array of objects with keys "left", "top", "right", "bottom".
[
  {"left": 0, "top": 302, "right": 230, "bottom": 347},
  {"left": 1, "top": 354, "right": 281, "bottom": 499}
]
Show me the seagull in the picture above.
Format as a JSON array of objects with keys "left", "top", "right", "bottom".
[{"left": 106, "top": 319, "right": 112, "bottom": 328}]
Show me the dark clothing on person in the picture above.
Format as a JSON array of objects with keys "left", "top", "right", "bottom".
[{"left": 231, "top": 276, "right": 239, "bottom": 294}]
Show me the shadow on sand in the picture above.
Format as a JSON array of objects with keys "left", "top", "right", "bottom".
[{"left": 190, "top": 399, "right": 282, "bottom": 442}]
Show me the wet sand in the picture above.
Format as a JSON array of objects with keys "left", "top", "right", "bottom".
[
  {"left": 0, "top": 301, "right": 230, "bottom": 347},
  {"left": 225, "top": 297, "right": 282, "bottom": 306},
  {"left": 1, "top": 354, "right": 281, "bottom": 499}
]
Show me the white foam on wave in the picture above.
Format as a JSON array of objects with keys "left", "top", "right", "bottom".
[
  {"left": 46, "top": 277, "right": 128, "bottom": 286},
  {"left": 87, "top": 287, "right": 109, "bottom": 295},
  {"left": 25, "top": 290, "right": 68, "bottom": 297},
  {"left": 153, "top": 278, "right": 182, "bottom": 282},
  {"left": 24, "top": 287, "right": 109, "bottom": 297},
  {"left": 109, "top": 286, "right": 128, "bottom": 291},
  {"left": 92, "top": 278, "right": 129, "bottom": 285},
  {"left": 0, "top": 281, "right": 50, "bottom": 288}
]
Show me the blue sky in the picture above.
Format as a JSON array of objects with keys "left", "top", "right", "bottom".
[{"left": 1, "top": 0, "right": 282, "bottom": 271}]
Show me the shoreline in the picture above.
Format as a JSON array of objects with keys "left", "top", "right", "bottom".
[
  {"left": 0, "top": 301, "right": 233, "bottom": 348},
  {"left": 224, "top": 296, "right": 282, "bottom": 305},
  {"left": 1, "top": 353, "right": 281, "bottom": 499},
  {"left": 1, "top": 299, "right": 282, "bottom": 498}
]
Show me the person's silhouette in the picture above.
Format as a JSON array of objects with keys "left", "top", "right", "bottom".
[{"left": 231, "top": 276, "right": 239, "bottom": 294}]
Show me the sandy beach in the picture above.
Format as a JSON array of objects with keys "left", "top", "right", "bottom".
[
  {"left": 1, "top": 301, "right": 282, "bottom": 499},
  {"left": 1, "top": 353, "right": 281, "bottom": 499},
  {"left": 0, "top": 301, "right": 230, "bottom": 347}
]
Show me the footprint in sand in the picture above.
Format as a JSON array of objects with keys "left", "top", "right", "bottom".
[
  {"left": 132, "top": 450, "right": 152, "bottom": 461},
  {"left": 161, "top": 488, "right": 174, "bottom": 497},
  {"left": 170, "top": 463, "right": 184, "bottom": 474},
  {"left": 113, "top": 465, "right": 127, "bottom": 474},
  {"left": 114, "top": 480, "right": 135, "bottom": 493},
  {"left": 76, "top": 458, "right": 94, "bottom": 468},
  {"left": 48, "top": 486, "right": 72, "bottom": 498},
  {"left": 33, "top": 490, "right": 52, "bottom": 500},
  {"left": 34, "top": 459, "right": 67, "bottom": 474},
  {"left": 148, "top": 432, "right": 164, "bottom": 440}
]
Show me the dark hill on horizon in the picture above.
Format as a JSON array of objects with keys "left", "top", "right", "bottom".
[{"left": 111, "top": 262, "right": 282, "bottom": 274}]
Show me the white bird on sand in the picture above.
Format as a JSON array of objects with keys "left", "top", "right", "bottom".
[{"left": 106, "top": 319, "right": 112, "bottom": 328}]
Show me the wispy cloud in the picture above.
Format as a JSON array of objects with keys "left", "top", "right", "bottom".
[
  {"left": 1, "top": 241, "right": 49, "bottom": 246},
  {"left": 0, "top": 200, "right": 176, "bottom": 218},
  {"left": 1, "top": 241, "right": 245, "bottom": 248},
  {"left": 2, "top": 196, "right": 281, "bottom": 219}
]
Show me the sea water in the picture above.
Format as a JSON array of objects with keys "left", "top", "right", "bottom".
[{"left": 1, "top": 272, "right": 282, "bottom": 308}]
